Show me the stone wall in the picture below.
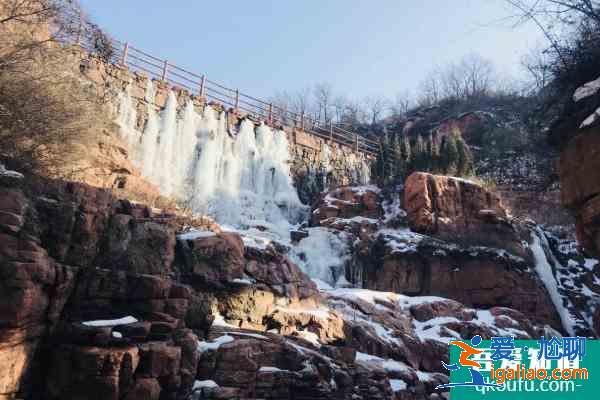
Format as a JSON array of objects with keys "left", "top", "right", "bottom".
[{"left": 77, "top": 51, "right": 374, "bottom": 205}]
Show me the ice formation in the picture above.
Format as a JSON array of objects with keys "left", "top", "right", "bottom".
[
  {"left": 288, "top": 227, "right": 351, "bottom": 286},
  {"left": 530, "top": 228, "right": 577, "bottom": 335},
  {"left": 116, "top": 81, "right": 307, "bottom": 237}
]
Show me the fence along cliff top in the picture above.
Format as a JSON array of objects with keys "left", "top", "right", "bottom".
[{"left": 59, "top": 12, "right": 378, "bottom": 156}]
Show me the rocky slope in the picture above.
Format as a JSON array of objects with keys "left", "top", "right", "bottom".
[{"left": 4, "top": 161, "right": 593, "bottom": 400}]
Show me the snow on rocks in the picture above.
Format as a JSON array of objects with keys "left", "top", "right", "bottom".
[
  {"left": 197, "top": 334, "right": 235, "bottom": 353},
  {"left": 381, "top": 194, "right": 407, "bottom": 225},
  {"left": 0, "top": 164, "right": 24, "bottom": 184},
  {"left": 311, "top": 185, "right": 381, "bottom": 226},
  {"left": 580, "top": 107, "right": 600, "bottom": 129},
  {"left": 389, "top": 379, "right": 408, "bottom": 391},
  {"left": 574, "top": 75, "right": 600, "bottom": 102},
  {"left": 531, "top": 228, "right": 579, "bottom": 335},
  {"left": 177, "top": 230, "right": 217, "bottom": 240},
  {"left": 289, "top": 227, "right": 351, "bottom": 286},
  {"left": 377, "top": 228, "right": 425, "bottom": 254},
  {"left": 82, "top": 316, "right": 138, "bottom": 327}
]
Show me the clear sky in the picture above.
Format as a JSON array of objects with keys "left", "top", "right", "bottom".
[{"left": 79, "top": 0, "right": 546, "bottom": 101}]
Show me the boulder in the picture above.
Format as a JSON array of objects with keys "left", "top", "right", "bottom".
[
  {"left": 312, "top": 186, "right": 381, "bottom": 226},
  {"left": 353, "top": 232, "right": 561, "bottom": 330},
  {"left": 97, "top": 215, "right": 176, "bottom": 275},
  {"left": 177, "top": 232, "right": 245, "bottom": 287},
  {"left": 45, "top": 345, "right": 139, "bottom": 400},
  {"left": 122, "top": 378, "right": 161, "bottom": 400},
  {"left": 404, "top": 172, "right": 523, "bottom": 256},
  {"left": 558, "top": 130, "right": 600, "bottom": 257},
  {"left": 137, "top": 342, "right": 181, "bottom": 379},
  {"left": 244, "top": 246, "right": 318, "bottom": 300}
]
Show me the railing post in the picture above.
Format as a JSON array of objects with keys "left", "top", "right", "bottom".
[
  {"left": 268, "top": 103, "right": 273, "bottom": 125},
  {"left": 199, "top": 75, "right": 206, "bottom": 98},
  {"left": 234, "top": 89, "right": 240, "bottom": 111},
  {"left": 300, "top": 112, "right": 305, "bottom": 131},
  {"left": 121, "top": 42, "right": 129, "bottom": 66},
  {"left": 355, "top": 134, "right": 359, "bottom": 152},
  {"left": 329, "top": 122, "right": 334, "bottom": 143},
  {"left": 161, "top": 60, "right": 169, "bottom": 81}
]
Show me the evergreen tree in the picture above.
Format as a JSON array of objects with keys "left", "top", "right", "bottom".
[
  {"left": 456, "top": 135, "right": 474, "bottom": 176},
  {"left": 392, "top": 133, "right": 406, "bottom": 181},
  {"left": 440, "top": 134, "right": 459, "bottom": 175}
]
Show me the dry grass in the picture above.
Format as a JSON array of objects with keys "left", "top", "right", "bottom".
[{"left": 1, "top": 0, "right": 111, "bottom": 177}]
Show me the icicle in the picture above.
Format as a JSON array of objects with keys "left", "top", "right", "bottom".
[{"left": 116, "top": 87, "right": 308, "bottom": 239}]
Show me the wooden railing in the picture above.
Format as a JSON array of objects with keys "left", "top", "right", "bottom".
[{"left": 59, "top": 15, "right": 379, "bottom": 155}]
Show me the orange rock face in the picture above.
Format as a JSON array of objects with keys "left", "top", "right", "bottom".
[{"left": 403, "top": 172, "right": 525, "bottom": 255}]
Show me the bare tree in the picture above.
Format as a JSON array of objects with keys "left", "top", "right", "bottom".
[
  {"left": 418, "top": 68, "right": 443, "bottom": 105},
  {"left": 391, "top": 90, "right": 412, "bottom": 117},
  {"left": 417, "top": 54, "right": 497, "bottom": 104},
  {"left": 0, "top": 0, "right": 57, "bottom": 25},
  {"left": 332, "top": 95, "right": 348, "bottom": 124},
  {"left": 364, "top": 95, "right": 389, "bottom": 126},
  {"left": 292, "top": 86, "right": 312, "bottom": 117},
  {"left": 1, "top": 0, "right": 107, "bottom": 174},
  {"left": 460, "top": 53, "right": 496, "bottom": 98},
  {"left": 340, "top": 98, "right": 366, "bottom": 129},
  {"left": 314, "top": 82, "right": 334, "bottom": 124},
  {"left": 521, "top": 44, "right": 553, "bottom": 92},
  {"left": 504, "top": 0, "right": 600, "bottom": 68}
]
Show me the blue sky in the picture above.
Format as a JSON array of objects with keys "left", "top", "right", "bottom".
[{"left": 80, "top": 0, "right": 545, "bottom": 101}]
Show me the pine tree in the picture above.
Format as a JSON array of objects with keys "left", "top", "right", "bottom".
[
  {"left": 392, "top": 133, "right": 406, "bottom": 181},
  {"left": 456, "top": 135, "right": 473, "bottom": 176},
  {"left": 401, "top": 135, "right": 411, "bottom": 164},
  {"left": 440, "top": 134, "right": 459, "bottom": 175}
]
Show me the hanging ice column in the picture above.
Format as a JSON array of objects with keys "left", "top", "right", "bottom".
[{"left": 116, "top": 81, "right": 307, "bottom": 237}]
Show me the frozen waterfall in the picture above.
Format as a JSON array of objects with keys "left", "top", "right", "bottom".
[{"left": 116, "top": 81, "right": 307, "bottom": 237}]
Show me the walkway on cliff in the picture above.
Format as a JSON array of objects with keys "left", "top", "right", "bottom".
[{"left": 59, "top": 13, "right": 378, "bottom": 156}]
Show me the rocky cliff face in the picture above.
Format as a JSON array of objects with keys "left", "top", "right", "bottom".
[
  {"left": 309, "top": 173, "right": 599, "bottom": 337},
  {"left": 558, "top": 129, "right": 600, "bottom": 258},
  {"left": 3, "top": 164, "right": 579, "bottom": 400},
  {"left": 75, "top": 53, "right": 372, "bottom": 207},
  {"left": 550, "top": 75, "right": 600, "bottom": 258}
]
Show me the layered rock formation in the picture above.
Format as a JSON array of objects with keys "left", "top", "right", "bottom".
[
  {"left": 550, "top": 75, "right": 600, "bottom": 258},
  {"left": 307, "top": 173, "right": 599, "bottom": 335},
  {"left": 1, "top": 166, "right": 559, "bottom": 400}
]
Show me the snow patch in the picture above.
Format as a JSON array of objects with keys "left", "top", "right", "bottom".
[
  {"left": 192, "top": 380, "right": 219, "bottom": 390},
  {"left": 227, "top": 331, "right": 268, "bottom": 340},
  {"left": 378, "top": 229, "right": 425, "bottom": 254},
  {"left": 212, "top": 313, "right": 238, "bottom": 329},
  {"left": 259, "top": 366, "right": 289, "bottom": 372},
  {"left": 580, "top": 107, "right": 600, "bottom": 129},
  {"left": 573, "top": 75, "right": 600, "bottom": 102},
  {"left": 390, "top": 379, "right": 408, "bottom": 391},
  {"left": 197, "top": 335, "right": 235, "bottom": 353},
  {"left": 295, "top": 330, "right": 321, "bottom": 347},
  {"left": 0, "top": 164, "right": 24, "bottom": 179},
  {"left": 177, "top": 230, "right": 216, "bottom": 240},
  {"left": 82, "top": 316, "right": 137, "bottom": 327},
  {"left": 382, "top": 195, "right": 406, "bottom": 224}
]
